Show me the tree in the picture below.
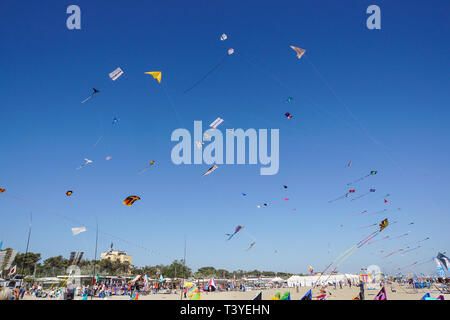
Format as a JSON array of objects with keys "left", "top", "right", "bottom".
[
  {"left": 12, "top": 252, "right": 41, "bottom": 275},
  {"left": 197, "top": 266, "right": 217, "bottom": 278},
  {"left": 161, "top": 260, "right": 192, "bottom": 279}
]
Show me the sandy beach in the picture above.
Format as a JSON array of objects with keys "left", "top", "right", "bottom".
[{"left": 21, "top": 284, "right": 449, "bottom": 301}]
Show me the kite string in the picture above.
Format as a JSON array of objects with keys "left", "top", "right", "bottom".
[{"left": 184, "top": 53, "right": 229, "bottom": 94}]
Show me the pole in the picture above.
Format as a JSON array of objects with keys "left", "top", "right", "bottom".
[
  {"left": 180, "top": 236, "right": 186, "bottom": 300},
  {"left": 91, "top": 220, "right": 99, "bottom": 300},
  {"left": 20, "top": 213, "right": 32, "bottom": 278}
]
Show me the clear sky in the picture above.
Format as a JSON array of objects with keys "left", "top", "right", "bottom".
[{"left": 0, "top": 0, "right": 449, "bottom": 276}]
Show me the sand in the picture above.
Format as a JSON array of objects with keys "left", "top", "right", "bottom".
[{"left": 21, "top": 283, "right": 449, "bottom": 300}]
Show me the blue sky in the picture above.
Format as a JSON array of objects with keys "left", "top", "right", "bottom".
[{"left": 0, "top": 0, "right": 449, "bottom": 276}]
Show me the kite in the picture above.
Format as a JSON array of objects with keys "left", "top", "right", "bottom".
[
  {"left": 220, "top": 33, "right": 227, "bottom": 41},
  {"left": 283, "top": 185, "right": 288, "bottom": 189},
  {"left": 195, "top": 141, "right": 205, "bottom": 149},
  {"left": 109, "top": 67, "right": 124, "bottom": 81},
  {"left": 226, "top": 225, "right": 244, "bottom": 241},
  {"left": 210, "top": 117, "right": 224, "bottom": 129},
  {"left": 203, "top": 133, "right": 211, "bottom": 141},
  {"left": 301, "top": 289, "right": 312, "bottom": 300},
  {"left": 350, "top": 188, "right": 376, "bottom": 201},
  {"left": 185, "top": 49, "right": 233, "bottom": 93},
  {"left": 201, "top": 165, "right": 218, "bottom": 177},
  {"left": 81, "top": 88, "right": 100, "bottom": 104},
  {"left": 373, "top": 287, "right": 387, "bottom": 300},
  {"left": 139, "top": 161, "right": 156, "bottom": 174},
  {"left": 290, "top": 46, "right": 306, "bottom": 59},
  {"left": 0, "top": 188, "right": 5, "bottom": 193},
  {"left": 284, "top": 198, "right": 289, "bottom": 201},
  {"left": 123, "top": 196, "right": 141, "bottom": 207},
  {"left": 314, "top": 218, "right": 389, "bottom": 287},
  {"left": 71, "top": 227, "right": 86, "bottom": 236},
  {"left": 437, "top": 252, "right": 450, "bottom": 271},
  {"left": 76, "top": 158, "right": 93, "bottom": 170},
  {"left": 384, "top": 199, "right": 388, "bottom": 203},
  {"left": 66, "top": 191, "right": 73, "bottom": 196},
  {"left": 241, "top": 193, "right": 247, "bottom": 196},
  {"left": 379, "top": 218, "right": 389, "bottom": 232},
  {"left": 347, "top": 161, "right": 352, "bottom": 167},
  {"left": 145, "top": 71, "right": 162, "bottom": 83},
  {"left": 418, "top": 237, "right": 430, "bottom": 243},
  {"left": 245, "top": 242, "right": 256, "bottom": 251},
  {"left": 347, "top": 170, "right": 377, "bottom": 185},
  {"left": 106, "top": 156, "right": 111, "bottom": 160},
  {"left": 285, "top": 112, "right": 293, "bottom": 119},
  {"left": 257, "top": 203, "right": 268, "bottom": 208},
  {"left": 112, "top": 117, "right": 120, "bottom": 125},
  {"left": 328, "top": 190, "right": 356, "bottom": 203},
  {"left": 285, "top": 97, "right": 293, "bottom": 103}
]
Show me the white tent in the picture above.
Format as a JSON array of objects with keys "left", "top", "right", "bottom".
[
  {"left": 271, "top": 277, "right": 285, "bottom": 283},
  {"left": 287, "top": 274, "right": 359, "bottom": 287}
]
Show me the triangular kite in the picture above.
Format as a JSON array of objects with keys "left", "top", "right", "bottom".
[
  {"left": 374, "top": 286, "right": 387, "bottom": 300},
  {"left": 145, "top": 71, "right": 162, "bottom": 83}
]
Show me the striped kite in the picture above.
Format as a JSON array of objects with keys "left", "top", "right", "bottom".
[{"left": 123, "top": 196, "right": 141, "bottom": 207}]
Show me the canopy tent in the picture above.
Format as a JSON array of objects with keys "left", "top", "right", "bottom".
[
  {"left": 271, "top": 277, "right": 285, "bottom": 283},
  {"left": 207, "top": 278, "right": 217, "bottom": 288},
  {"left": 287, "top": 274, "right": 359, "bottom": 287}
]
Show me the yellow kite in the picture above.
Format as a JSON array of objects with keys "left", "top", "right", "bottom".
[{"left": 145, "top": 71, "right": 162, "bottom": 83}]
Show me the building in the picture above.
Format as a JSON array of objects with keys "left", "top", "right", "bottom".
[{"left": 100, "top": 250, "right": 132, "bottom": 265}]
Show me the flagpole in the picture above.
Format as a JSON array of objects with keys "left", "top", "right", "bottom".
[
  {"left": 20, "top": 213, "right": 32, "bottom": 278},
  {"left": 180, "top": 236, "right": 186, "bottom": 300},
  {"left": 91, "top": 219, "right": 98, "bottom": 300}
]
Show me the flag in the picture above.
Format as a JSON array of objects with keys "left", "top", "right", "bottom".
[
  {"left": 94, "top": 274, "right": 99, "bottom": 284},
  {"left": 421, "top": 293, "right": 430, "bottom": 300},
  {"left": 9, "top": 265, "right": 16, "bottom": 276},
  {"left": 130, "top": 292, "right": 138, "bottom": 300},
  {"left": 252, "top": 291, "right": 262, "bottom": 300},
  {"left": 280, "top": 292, "right": 291, "bottom": 300},
  {"left": 374, "top": 286, "right": 387, "bottom": 300},
  {"left": 301, "top": 289, "right": 312, "bottom": 300},
  {"left": 270, "top": 292, "right": 281, "bottom": 300}
]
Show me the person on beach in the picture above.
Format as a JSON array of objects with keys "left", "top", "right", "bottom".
[{"left": 358, "top": 281, "right": 365, "bottom": 300}]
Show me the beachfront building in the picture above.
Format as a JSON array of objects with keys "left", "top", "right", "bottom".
[
  {"left": 287, "top": 273, "right": 359, "bottom": 287},
  {"left": 100, "top": 250, "right": 132, "bottom": 265}
]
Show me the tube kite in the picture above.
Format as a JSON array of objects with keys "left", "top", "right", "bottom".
[
  {"left": 210, "top": 117, "right": 224, "bottom": 129},
  {"left": 109, "top": 67, "right": 124, "bottom": 81}
]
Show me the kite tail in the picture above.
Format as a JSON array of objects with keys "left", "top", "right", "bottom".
[{"left": 81, "top": 94, "right": 93, "bottom": 104}]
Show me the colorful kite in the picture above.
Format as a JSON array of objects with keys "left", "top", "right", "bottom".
[
  {"left": 0, "top": 188, "right": 5, "bottom": 193},
  {"left": 290, "top": 46, "right": 306, "bottom": 59},
  {"left": 139, "top": 161, "right": 156, "bottom": 174},
  {"left": 379, "top": 218, "right": 389, "bottom": 232},
  {"left": 285, "top": 97, "right": 293, "bottom": 103},
  {"left": 106, "top": 156, "right": 112, "bottom": 161},
  {"left": 437, "top": 252, "right": 450, "bottom": 271},
  {"left": 350, "top": 188, "right": 376, "bottom": 201},
  {"left": 109, "top": 67, "right": 124, "bottom": 81},
  {"left": 81, "top": 88, "right": 100, "bottom": 104},
  {"left": 347, "top": 161, "right": 352, "bottom": 167},
  {"left": 328, "top": 190, "right": 356, "bottom": 203},
  {"left": 145, "top": 71, "right": 162, "bottom": 83},
  {"left": 201, "top": 165, "right": 218, "bottom": 177},
  {"left": 66, "top": 191, "right": 73, "bottom": 196},
  {"left": 123, "top": 196, "right": 141, "bottom": 207},
  {"left": 226, "top": 225, "right": 244, "bottom": 241},
  {"left": 285, "top": 112, "right": 293, "bottom": 119},
  {"left": 347, "top": 170, "right": 377, "bottom": 185}
]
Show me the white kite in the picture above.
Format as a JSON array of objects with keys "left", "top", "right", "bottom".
[
  {"left": 210, "top": 117, "right": 224, "bottom": 129},
  {"left": 77, "top": 158, "right": 93, "bottom": 170},
  {"left": 290, "top": 46, "right": 306, "bottom": 59},
  {"left": 195, "top": 141, "right": 204, "bottom": 149},
  {"left": 71, "top": 227, "right": 87, "bottom": 236},
  {"left": 220, "top": 34, "right": 228, "bottom": 41},
  {"left": 109, "top": 67, "right": 124, "bottom": 81},
  {"left": 228, "top": 48, "right": 235, "bottom": 55}
]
